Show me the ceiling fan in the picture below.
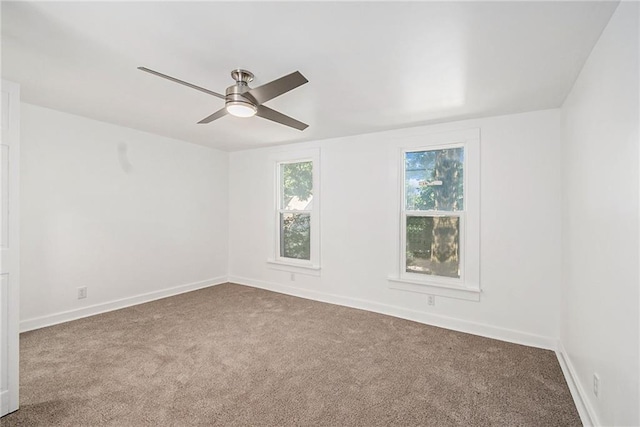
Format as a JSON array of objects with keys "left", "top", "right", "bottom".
[{"left": 138, "top": 66, "right": 309, "bottom": 130}]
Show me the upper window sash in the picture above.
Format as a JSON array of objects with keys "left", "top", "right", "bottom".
[
  {"left": 402, "top": 143, "right": 466, "bottom": 213},
  {"left": 277, "top": 158, "right": 314, "bottom": 211}
]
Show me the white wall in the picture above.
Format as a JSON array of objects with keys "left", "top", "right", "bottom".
[
  {"left": 20, "top": 103, "right": 229, "bottom": 330},
  {"left": 560, "top": 1, "right": 639, "bottom": 425},
  {"left": 229, "top": 109, "right": 563, "bottom": 349}
]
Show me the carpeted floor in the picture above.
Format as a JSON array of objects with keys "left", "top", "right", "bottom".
[{"left": 2, "top": 283, "right": 580, "bottom": 426}]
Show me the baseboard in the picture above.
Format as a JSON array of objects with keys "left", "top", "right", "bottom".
[
  {"left": 556, "top": 341, "right": 598, "bottom": 426},
  {"left": 20, "top": 276, "right": 228, "bottom": 333},
  {"left": 228, "top": 275, "right": 557, "bottom": 351}
]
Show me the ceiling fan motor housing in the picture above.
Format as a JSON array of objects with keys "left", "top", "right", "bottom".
[{"left": 226, "top": 69, "right": 257, "bottom": 110}]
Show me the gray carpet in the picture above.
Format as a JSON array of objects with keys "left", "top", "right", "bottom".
[{"left": 2, "top": 283, "right": 580, "bottom": 426}]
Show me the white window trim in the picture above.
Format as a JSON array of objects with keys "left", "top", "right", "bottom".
[
  {"left": 267, "top": 148, "right": 321, "bottom": 274},
  {"left": 388, "top": 128, "right": 480, "bottom": 301}
]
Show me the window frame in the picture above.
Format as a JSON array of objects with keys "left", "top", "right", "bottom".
[
  {"left": 389, "top": 129, "right": 480, "bottom": 301},
  {"left": 268, "top": 148, "right": 321, "bottom": 274}
]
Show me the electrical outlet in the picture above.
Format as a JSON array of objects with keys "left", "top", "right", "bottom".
[
  {"left": 593, "top": 373, "right": 600, "bottom": 398},
  {"left": 77, "top": 286, "right": 87, "bottom": 300},
  {"left": 427, "top": 295, "right": 435, "bottom": 306},
  {"left": 290, "top": 273, "right": 295, "bottom": 281}
]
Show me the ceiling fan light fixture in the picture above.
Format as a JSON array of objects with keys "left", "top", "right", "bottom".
[{"left": 226, "top": 101, "right": 257, "bottom": 118}]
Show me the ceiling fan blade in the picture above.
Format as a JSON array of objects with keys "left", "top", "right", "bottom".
[
  {"left": 256, "top": 105, "right": 308, "bottom": 131},
  {"left": 198, "top": 108, "right": 228, "bottom": 124},
  {"left": 138, "top": 67, "right": 225, "bottom": 100},
  {"left": 245, "top": 71, "right": 308, "bottom": 105}
]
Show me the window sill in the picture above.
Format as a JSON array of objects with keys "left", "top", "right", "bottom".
[
  {"left": 388, "top": 277, "right": 481, "bottom": 301},
  {"left": 267, "top": 259, "right": 321, "bottom": 277}
]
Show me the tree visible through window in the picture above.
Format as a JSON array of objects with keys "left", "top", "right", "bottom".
[
  {"left": 404, "top": 147, "right": 464, "bottom": 279},
  {"left": 279, "top": 161, "right": 313, "bottom": 261}
]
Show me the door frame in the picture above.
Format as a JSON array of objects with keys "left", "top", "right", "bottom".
[{"left": 1, "top": 79, "right": 20, "bottom": 416}]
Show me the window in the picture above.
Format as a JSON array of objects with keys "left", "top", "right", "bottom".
[
  {"left": 404, "top": 146, "right": 464, "bottom": 280},
  {"left": 278, "top": 161, "right": 313, "bottom": 261},
  {"left": 269, "top": 149, "right": 320, "bottom": 273},
  {"left": 390, "top": 129, "right": 479, "bottom": 300}
]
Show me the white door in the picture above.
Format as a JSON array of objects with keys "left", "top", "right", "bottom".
[{"left": 0, "top": 80, "right": 20, "bottom": 416}]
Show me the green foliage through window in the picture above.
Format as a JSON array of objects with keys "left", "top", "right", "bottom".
[
  {"left": 281, "top": 161, "right": 313, "bottom": 208},
  {"left": 280, "top": 213, "right": 310, "bottom": 260}
]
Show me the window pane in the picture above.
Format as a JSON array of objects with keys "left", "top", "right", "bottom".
[
  {"left": 280, "top": 213, "right": 311, "bottom": 260},
  {"left": 280, "top": 161, "right": 313, "bottom": 210},
  {"left": 406, "top": 216, "right": 460, "bottom": 278},
  {"left": 405, "top": 147, "right": 464, "bottom": 211}
]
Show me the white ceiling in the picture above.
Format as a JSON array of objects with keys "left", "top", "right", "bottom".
[{"left": 2, "top": 1, "right": 618, "bottom": 151}]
